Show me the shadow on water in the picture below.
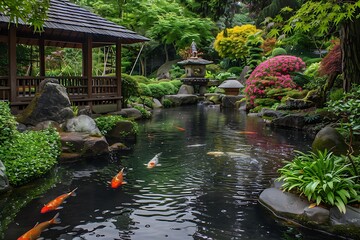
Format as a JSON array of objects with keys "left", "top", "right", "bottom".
[{"left": 1, "top": 105, "right": 343, "bottom": 239}]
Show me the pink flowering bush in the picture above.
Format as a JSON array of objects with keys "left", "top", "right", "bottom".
[{"left": 245, "top": 55, "right": 306, "bottom": 109}]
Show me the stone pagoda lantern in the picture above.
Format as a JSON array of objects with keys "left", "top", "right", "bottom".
[{"left": 177, "top": 41, "right": 212, "bottom": 95}]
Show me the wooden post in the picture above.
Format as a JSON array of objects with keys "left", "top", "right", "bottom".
[
  {"left": 8, "top": 26, "right": 16, "bottom": 104},
  {"left": 82, "top": 35, "right": 93, "bottom": 107},
  {"left": 116, "top": 40, "right": 122, "bottom": 110},
  {"left": 39, "top": 38, "right": 45, "bottom": 77}
]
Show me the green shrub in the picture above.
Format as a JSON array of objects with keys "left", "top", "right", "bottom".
[
  {"left": 122, "top": 73, "right": 140, "bottom": 106},
  {"left": 147, "top": 83, "right": 167, "bottom": 99},
  {"left": 305, "top": 58, "right": 322, "bottom": 66},
  {"left": 271, "top": 47, "right": 287, "bottom": 57},
  {"left": 95, "top": 115, "right": 126, "bottom": 135},
  {"left": 0, "top": 101, "right": 17, "bottom": 144},
  {"left": 159, "top": 82, "right": 177, "bottom": 94},
  {"left": 133, "top": 105, "right": 151, "bottom": 119},
  {"left": 215, "top": 72, "right": 236, "bottom": 81},
  {"left": 169, "top": 65, "right": 185, "bottom": 79},
  {"left": 206, "top": 64, "right": 222, "bottom": 73},
  {"left": 132, "top": 75, "right": 151, "bottom": 84},
  {"left": 329, "top": 88, "right": 344, "bottom": 101},
  {"left": 227, "top": 67, "right": 243, "bottom": 76},
  {"left": 162, "top": 98, "right": 174, "bottom": 108},
  {"left": 278, "top": 150, "right": 360, "bottom": 213},
  {"left": 170, "top": 79, "right": 182, "bottom": 89},
  {"left": 139, "top": 83, "right": 152, "bottom": 97},
  {"left": 254, "top": 98, "right": 279, "bottom": 107},
  {"left": 2, "top": 128, "right": 61, "bottom": 186}
]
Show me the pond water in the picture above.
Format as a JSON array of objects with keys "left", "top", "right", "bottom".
[{"left": 1, "top": 105, "right": 342, "bottom": 239}]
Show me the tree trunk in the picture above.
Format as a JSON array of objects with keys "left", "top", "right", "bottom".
[{"left": 340, "top": 15, "right": 360, "bottom": 92}]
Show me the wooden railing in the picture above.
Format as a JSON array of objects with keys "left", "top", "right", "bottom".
[{"left": 0, "top": 76, "right": 121, "bottom": 109}]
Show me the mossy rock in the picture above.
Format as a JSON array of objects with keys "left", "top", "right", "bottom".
[{"left": 312, "top": 126, "right": 348, "bottom": 155}]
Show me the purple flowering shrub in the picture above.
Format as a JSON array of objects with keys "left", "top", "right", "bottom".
[{"left": 244, "top": 55, "right": 306, "bottom": 109}]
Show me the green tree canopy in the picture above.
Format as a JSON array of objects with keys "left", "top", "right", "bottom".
[{"left": 0, "top": 0, "right": 49, "bottom": 31}]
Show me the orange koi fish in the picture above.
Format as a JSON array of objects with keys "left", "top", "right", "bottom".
[
  {"left": 175, "top": 126, "right": 185, "bottom": 132},
  {"left": 41, "top": 188, "right": 78, "bottom": 213},
  {"left": 238, "top": 131, "right": 257, "bottom": 135},
  {"left": 145, "top": 152, "right": 162, "bottom": 168},
  {"left": 18, "top": 213, "right": 60, "bottom": 240},
  {"left": 111, "top": 168, "right": 127, "bottom": 188}
]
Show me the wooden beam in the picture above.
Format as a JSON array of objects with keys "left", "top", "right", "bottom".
[
  {"left": 116, "top": 40, "right": 122, "bottom": 110},
  {"left": 83, "top": 35, "right": 93, "bottom": 104},
  {"left": 9, "top": 26, "right": 16, "bottom": 103},
  {"left": 39, "top": 38, "right": 45, "bottom": 76}
]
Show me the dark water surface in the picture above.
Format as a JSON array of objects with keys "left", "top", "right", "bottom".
[{"left": 1, "top": 105, "right": 341, "bottom": 239}]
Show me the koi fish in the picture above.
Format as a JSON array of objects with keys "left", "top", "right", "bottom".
[
  {"left": 111, "top": 168, "right": 127, "bottom": 188},
  {"left": 18, "top": 213, "right": 60, "bottom": 240},
  {"left": 175, "top": 126, "right": 185, "bottom": 132},
  {"left": 207, "top": 151, "right": 226, "bottom": 157},
  {"left": 238, "top": 131, "right": 257, "bottom": 135},
  {"left": 145, "top": 152, "right": 162, "bottom": 168},
  {"left": 41, "top": 188, "right": 78, "bottom": 214}
]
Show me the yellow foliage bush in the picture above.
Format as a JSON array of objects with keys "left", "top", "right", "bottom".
[{"left": 214, "top": 24, "right": 262, "bottom": 59}]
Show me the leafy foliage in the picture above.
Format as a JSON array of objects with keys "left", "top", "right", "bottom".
[
  {"left": 133, "top": 106, "right": 151, "bottom": 119},
  {"left": 318, "top": 44, "right": 342, "bottom": 76},
  {"left": 271, "top": 47, "right": 287, "bottom": 57},
  {"left": 326, "top": 85, "right": 360, "bottom": 134},
  {"left": 122, "top": 73, "right": 140, "bottom": 106},
  {"left": 95, "top": 115, "right": 126, "bottom": 135},
  {"left": 214, "top": 24, "right": 262, "bottom": 60},
  {"left": 0, "top": 102, "right": 61, "bottom": 186},
  {"left": 147, "top": 83, "right": 167, "bottom": 99},
  {"left": 244, "top": 55, "right": 306, "bottom": 108},
  {"left": 0, "top": 0, "right": 49, "bottom": 32},
  {"left": 278, "top": 150, "right": 360, "bottom": 213}
]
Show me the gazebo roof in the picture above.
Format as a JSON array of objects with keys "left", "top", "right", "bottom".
[{"left": 0, "top": 0, "right": 149, "bottom": 48}]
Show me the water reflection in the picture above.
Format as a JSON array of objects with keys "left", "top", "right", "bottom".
[{"left": 2, "top": 105, "right": 342, "bottom": 240}]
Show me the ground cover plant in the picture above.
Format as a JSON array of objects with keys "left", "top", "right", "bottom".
[
  {"left": 0, "top": 102, "right": 61, "bottom": 186},
  {"left": 277, "top": 150, "right": 360, "bottom": 213}
]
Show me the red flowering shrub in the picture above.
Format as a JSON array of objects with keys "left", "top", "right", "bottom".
[{"left": 245, "top": 55, "right": 306, "bottom": 108}]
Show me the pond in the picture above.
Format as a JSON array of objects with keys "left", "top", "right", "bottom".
[{"left": 1, "top": 105, "right": 341, "bottom": 239}]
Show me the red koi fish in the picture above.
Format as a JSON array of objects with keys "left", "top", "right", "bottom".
[
  {"left": 18, "top": 213, "right": 60, "bottom": 240},
  {"left": 111, "top": 168, "right": 127, "bottom": 188},
  {"left": 175, "top": 126, "right": 185, "bottom": 132},
  {"left": 41, "top": 188, "right": 78, "bottom": 213}
]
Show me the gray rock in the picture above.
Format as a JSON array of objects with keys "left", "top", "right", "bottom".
[
  {"left": 17, "top": 80, "right": 74, "bottom": 125},
  {"left": 330, "top": 205, "right": 360, "bottom": 226},
  {"left": 260, "top": 109, "right": 286, "bottom": 118},
  {"left": 120, "top": 108, "right": 143, "bottom": 120},
  {"left": 59, "top": 132, "right": 109, "bottom": 162},
  {"left": 259, "top": 188, "right": 309, "bottom": 216},
  {"left": 304, "top": 207, "right": 330, "bottom": 224},
  {"left": 278, "top": 98, "right": 314, "bottom": 110},
  {"left": 163, "top": 94, "right": 198, "bottom": 106},
  {"left": 152, "top": 98, "right": 163, "bottom": 108},
  {"left": 33, "top": 120, "right": 61, "bottom": 131},
  {"left": 0, "top": 160, "right": 10, "bottom": 193},
  {"left": 271, "top": 114, "right": 306, "bottom": 129},
  {"left": 221, "top": 95, "right": 243, "bottom": 108},
  {"left": 63, "top": 115, "right": 101, "bottom": 136},
  {"left": 105, "top": 120, "right": 137, "bottom": 142},
  {"left": 78, "top": 106, "right": 92, "bottom": 116},
  {"left": 312, "top": 126, "right": 348, "bottom": 155},
  {"left": 178, "top": 85, "right": 194, "bottom": 94}
]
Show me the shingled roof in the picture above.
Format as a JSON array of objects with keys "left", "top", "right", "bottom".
[{"left": 0, "top": 0, "right": 149, "bottom": 47}]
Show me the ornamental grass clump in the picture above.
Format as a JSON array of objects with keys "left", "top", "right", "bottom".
[
  {"left": 244, "top": 55, "right": 305, "bottom": 109},
  {"left": 277, "top": 150, "right": 360, "bottom": 214}
]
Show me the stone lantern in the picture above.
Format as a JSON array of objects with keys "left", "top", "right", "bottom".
[
  {"left": 178, "top": 41, "right": 212, "bottom": 95},
  {"left": 218, "top": 79, "right": 244, "bottom": 95}
]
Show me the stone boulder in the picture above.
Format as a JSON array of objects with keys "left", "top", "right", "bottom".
[
  {"left": 277, "top": 98, "right": 315, "bottom": 110},
  {"left": 178, "top": 85, "right": 195, "bottom": 94},
  {"left": 271, "top": 114, "right": 306, "bottom": 129},
  {"left": 163, "top": 94, "right": 198, "bottom": 106},
  {"left": 152, "top": 98, "right": 163, "bottom": 108},
  {"left": 59, "top": 132, "right": 109, "bottom": 162},
  {"left": 17, "top": 78, "right": 74, "bottom": 125},
  {"left": 221, "top": 95, "right": 243, "bottom": 108},
  {"left": 32, "top": 120, "right": 61, "bottom": 131},
  {"left": 105, "top": 120, "right": 137, "bottom": 142},
  {"left": 312, "top": 126, "right": 348, "bottom": 155},
  {"left": 63, "top": 115, "right": 101, "bottom": 136},
  {"left": 118, "top": 108, "right": 143, "bottom": 120},
  {"left": 0, "top": 160, "right": 10, "bottom": 193}
]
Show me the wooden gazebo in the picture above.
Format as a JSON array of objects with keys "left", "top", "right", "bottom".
[{"left": 0, "top": 0, "right": 148, "bottom": 112}]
